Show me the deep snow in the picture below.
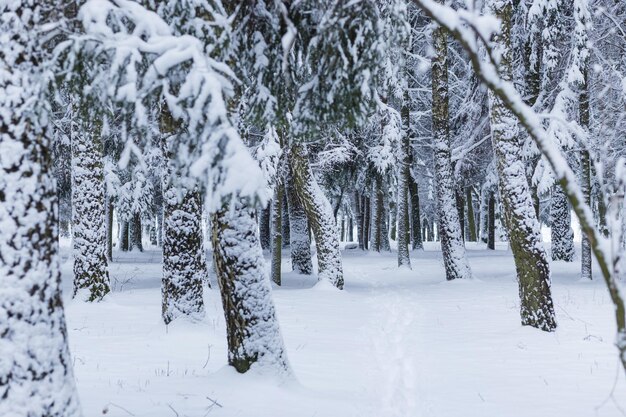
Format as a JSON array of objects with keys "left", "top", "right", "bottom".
[{"left": 60, "top": 242, "right": 626, "bottom": 416}]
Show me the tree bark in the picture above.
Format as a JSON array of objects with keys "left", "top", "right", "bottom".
[
  {"left": 212, "top": 201, "right": 291, "bottom": 374},
  {"left": 106, "top": 197, "right": 114, "bottom": 261},
  {"left": 487, "top": 0, "right": 556, "bottom": 331},
  {"left": 550, "top": 186, "right": 574, "bottom": 262},
  {"left": 466, "top": 187, "right": 477, "bottom": 242},
  {"left": 287, "top": 172, "right": 313, "bottom": 274},
  {"left": 409, "top": 176, "right": 423, "bottom": 250},
  {"left": 488, "top": 192, "right": 496, "bottom": 250},
  {"left": 130, "top": 211, "right": 143, "bottom": 252},
  {"left": 0, "top": 3, "right": 82, "bottom": 412},
  {"left": 71, "top": 104, "right": 110, "bottom": 301},
  {"left": 160, "top": 106, "right": 206, "bottom": 324},
  {"left": 371, "top": 175, "right": 384, "bottom": 252},
  {"left": 119, "top": 220, "right": 129, "bottom": 251},
  {"left": 271, "top": 186, "right": 283, "bottom": 285},
  {"left": 259, "top": 206, "right": 271, "bottom": 250},
  {"left": 353, "top": 191, "right": 364, "bottom": 249},
  {"left": 431, "top": 19, "right": 472, "bottom": 280},
  {"left": 290, "top": 143, "right": 344, "bottom": 288}
]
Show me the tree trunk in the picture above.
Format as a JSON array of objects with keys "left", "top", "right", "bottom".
[
  {"left": 550, "top": 186, "right": 574, "bottom": 262},
  {"left": 431, "top": 20, "right": 472, "bottom": 280},
  {"left": 381, "top": 191, "right": 391, "bottom": 251},
  {"left": 409, "top": 176, "right": 423, "bottom": 250},
  {"left": 271, "top": 186, "right": 283, "bottom": 285},
  {"left": 160, "top": 106, "right": 206, "bottom": 324},
  {"left": 287, "top": 172, "right": 313, "bottom": 274},
  {"left": 398, "top": 94, "right": 412, "bottom": 268},
  {"left": 353, "top": 191, "right": 364, "bottom": 250},
  {"left": 488, "top": 192, "right": 496, "bottom": 250},
  {"left": 487, "top": 0, "right": 556, "bottom": 331},
  {"left": 466, "top": 187, "right": 477, "bottom": 242},
  {"left": 157, "top": 208, "right": 163, "bottom": 247},
  {"left": 119, "top": 221, "right": 129, "bottom": 251},
  {"left": 71, "top": 105, "right": 110, "bottom": 301},
  {"left": 212, "top": 201, "right": 291, "bottom": 374},
  {"left": 456, "top": 188, "right": 466, "bottom": 241},
  {"left": 0, "top": 4, "right": 82, "bottom": 411},
  {"left": 281, "top": 192, "right": 290, "bottom": 248},
  {"left": 363, "top": 195, "right": 370, "bottom": 251},
  {"left": 371, "top": 175, "right": 384, "bottom": 252},
  {"left": 290, "top": 143, "right": 344, "bottom": 288},
  {"left": 130, "top": 211, "right": 143, "bottom": 252},
  {"left": 259, "top": 206, "right": 271, "bottom": 251},
  {"left": 348, "top": 217, "right": 354, "bottom": 242},
  {"left": 106, "top": 197, "right": 114, "bottom": 261},
  {"left": 580, "top": 156, "right": 592, "bottom": 279}
]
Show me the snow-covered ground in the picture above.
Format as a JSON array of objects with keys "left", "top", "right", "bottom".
[{"left": 61, "top": 242, "right": 626, "bottom": 416}]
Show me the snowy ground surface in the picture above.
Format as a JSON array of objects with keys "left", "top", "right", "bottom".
[{"left": 61, "top": 242, "right": 626, "bottom": 417}]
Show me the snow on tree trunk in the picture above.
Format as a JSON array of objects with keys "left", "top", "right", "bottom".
[
  {"left": 287, "top": 173, "right": 313, "bottom": 274},
  {"left": 409, "top": 176, "right": 423, "bottom": 250},
  {"left": 290, "top": 143, "right": 344, "bottom": 289},
  {"left": 259, "top": 206, "right": 271, "bottom": 251},
  {"left": 398, "top": 103, "right": 412, "bottom": 268},
  {"left": 550, "top": 186, "right": 574, "bottom": 262},
  {"left": 431, "top": 21, "right": 472, "bottom": 280},
  {"left": 160, "top": 108, "right": 206, "bottom": 324},
  {"left": 580, "top": 155, "right": 592, "bottom": 280},
  {"left": 71, "top": 112, "right": 110, "bottom": 301},
  {"left": 211, "top": 201, "right": 292, "bottom": 374},
  {"left": 363, "top": 195, "right": 371, "bottom": 250},
  {"left": 0, "top": 3, "right": 82, "bottom": 414},
  {"left": 487, "top": 0, "right": 556, "bottom": 331},
  {"left": 381, "top": 190, "right": 391, "bottom": 251},
  {"left": 270, "top": 186, "right": 283, "bottom": 285}
]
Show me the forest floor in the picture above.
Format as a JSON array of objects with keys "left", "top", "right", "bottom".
[{"left": 60, "top": 242, "right": 626, "bottom": 417}]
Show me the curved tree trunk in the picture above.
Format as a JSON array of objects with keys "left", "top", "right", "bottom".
[
  {"left": 71, "top": 107, "right": 110, "bottom": 301},
  {"left": 487, "top": 0, "right": 556, "bottom": 331},
  {"left": 212, "top": 201, "right": 292, "bottom": 374},
  {"left": 290, "top": 143, "right": 344, "bottom": 289},
  {"left": 431, "top": 20, "right": 472, "bottom": 280},
  {"left": 0, "top": 3, "right": 82, "bottom": 413}
]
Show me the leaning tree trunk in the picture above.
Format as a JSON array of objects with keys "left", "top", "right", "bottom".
[
  {"left": 270, "top": 186, "right": 283, "bottom": 285},
  {"left": 287, "top": 171, "right": 313, "bottom": 274},
  {"left": 487, "top": 0, "right": 556, "bottom": 331},
  {"left": 409, "top": 175, "right": 423, "bottom": 250},
  {"left": 71, "top": 109, "right": 110, "bottom": 301},
  {"left": 160, "top": 107, "right": 206, "bottom": 324},
  {"left": 290, "top": 143, "right": 344, "bottom": 289},
  {"left": 431, "top": 21, "right": 472, "bottom": 280},
  {"left": 212, "top": 201, "right": 292, "bottom": 374},
  {"left": 0, "top": 3, "right": 82, "bottom": 413},
  {"left": 550, "top": 185, "right": 574, "bottom": 262}
]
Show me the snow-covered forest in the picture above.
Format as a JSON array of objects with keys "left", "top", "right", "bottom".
[{"left": 2, "top": 0, "right": 626, "bottom": 415}]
